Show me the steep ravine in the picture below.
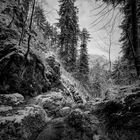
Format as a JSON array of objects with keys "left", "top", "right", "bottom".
[{"left": 0, "top": 49, "right": 140, "bottom": 140}]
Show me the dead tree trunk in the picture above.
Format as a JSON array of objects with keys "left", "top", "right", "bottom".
[
  {"left": 131, "top": 0, "right": 140, "bottom": 78},
  {"left": 25, "top": 0, "right": 36, "bottom": 59}
]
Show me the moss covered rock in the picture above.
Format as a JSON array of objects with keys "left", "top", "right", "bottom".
[
  {"left": 0, "top": 93, "right": 24, "bottom": 106},
  {"left": 35, "top": 92, "right": 66, "bottom": 117},
  {"left": 0, "top": 104, "right": 50, "bottom": 140}
]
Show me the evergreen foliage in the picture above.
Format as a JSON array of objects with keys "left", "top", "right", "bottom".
[
  {"left": 90, "top": 62, "right": 102, "bottom": 97},
  {"left": 58, "top": 0, "right": 79, "bottom": 72},
  {"left": 0, "top": 0, "right": 58, "bottom": 60},
  {"left": 0, "top": 0, "right": 60, "bottom": 96},
  {"left": 112, "top": 57, "right": 137, "bottom": 85},
  {"left": 78, "top": 28, "right": 90, "bottom": 81},
  {"left": 0, "top": 0, "right": 31, "bottom": 51},
  {"left": 109, "top": 0, "right": 140, "bottom": 85},
  {"left": 34, "top": 6, "right": 46, "bottom": 31},
  {"left": 89, "top": 61, "right": 110, "bottom": 97},
  {"left": 44, "top": 22, "right": 58, "bottom": 46}
]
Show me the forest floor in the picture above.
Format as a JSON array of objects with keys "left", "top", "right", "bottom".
[{"left": 0, "top": 50, "right": 140, "bottom": 140}]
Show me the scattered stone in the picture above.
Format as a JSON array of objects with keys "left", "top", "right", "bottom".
[
  {"left": 0, "top": 106, "right": 12, "bottom": 112},
  {"left": 0, "top": 104, "right": 50, "bottom": 140},
  {"left": 35, "top": 92, "right": 66, "bottom": 117},
  {"left": 59, "top": 106, "right": 71, "bottom": 117},
  {"left": 0, "top": 93, "right": 24, "bottom": 106}
]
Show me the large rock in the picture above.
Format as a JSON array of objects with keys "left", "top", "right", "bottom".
[
  {"left": 67, "top": 109, "right": 83, "bottom": 130},
  {"left": 0, "top": 51, "right": 51, "bottom": 97},
  {"left": 35, "top": 92, "right": 66, "bottom": 117},
  {"left": 36, "top": 118, "right": 65, "bottom": 140},
  {"left": 36, "top": 109, "right": 101, "bottom": 140},
  {"left": 69, "top": 85, "right": 84, "bottom": 104},
  {"left": 73, "top": 92, "right": 83, "bottom": 104},
  {"left": 0, "top": 104, "right": 50, "bottom": 140},
  {"left": 45, "top": 56, "right": 61, "bottom": 87},
  {"left": 46, "top": 56, "right": 60, "bottom": 76}
]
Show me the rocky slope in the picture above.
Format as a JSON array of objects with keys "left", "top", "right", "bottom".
[
  {"left": 0, "top": 48, "right": 99, "bottom": 140},
  {"left": 0, "top": 48, "right": 140, "bottom": 140}
]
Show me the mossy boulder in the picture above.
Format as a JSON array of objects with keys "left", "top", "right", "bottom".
[
  {"left": 0, "top": 50, "right": 51, "bottom": 97},
  {"left": 45, "top": 56, "right": 61, "bottom": 87},
  {"left": 94, "top": 91, "right": 140, "bottom": 140},
  {"left": 0, "top": 104, "right": 50, "bottom": 140},
  {"left": 36, "top": 109, "right": 101, "bottom": 140},
  {"left": 35, "top": 92, "right": 66, "bottom": 117},
  {"left": 0, "top": 93, "right": 24, "bottom": 106},
  {"left": 0, "top": 48, "right": 62, "bottom": 97}
]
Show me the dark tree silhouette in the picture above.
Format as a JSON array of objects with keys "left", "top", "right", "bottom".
[
  {"left": 78, "top": 28, "right": 90, "bottom": 81},
  {"left": 58, "top": 0, "right": 79, "bottom": 72},
  {"left": 25, "top": 0, "right": 36, "bottom": 59}
]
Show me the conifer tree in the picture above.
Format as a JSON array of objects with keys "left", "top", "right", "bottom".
[
  {"left": 78, "top": 28, "right": 90, "bottom": 81},
  {"left": 34, "top": 6, "right": 46, "bottom": 31},
  {"left": 58, "top": 0, "right": 79, "bottom": 72}
]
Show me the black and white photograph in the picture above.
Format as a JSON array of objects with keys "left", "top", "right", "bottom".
[{"left": 0, "top": 0, "right": 140, "bottom": 139}]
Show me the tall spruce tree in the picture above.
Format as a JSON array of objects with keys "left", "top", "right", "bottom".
[
  {"left": 34, "top": 6, "right": 46, "bottom": 31},
  {"left": 78, "top": 28, "right": 90, "bottom": 81},
  {"left": 58, "top": 0, "right": 79, "bottom": 72}
]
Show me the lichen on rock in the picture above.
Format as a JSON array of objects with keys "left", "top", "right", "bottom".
[{"left": 0, "top": 104, "right": 50, "bottom": 140}]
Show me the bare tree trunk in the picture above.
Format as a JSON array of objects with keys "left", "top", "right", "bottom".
[
  {"left": 109, "top": 34, "right": 112, "bottom": 73},
  {"left": 19, "top": 17, "right": 28, "bottom": 46},
  {"left": 25, "top": 0, "right": 36, "bottom": 59},
  {"left": 7, "top": 14, "right": 14, "bottom": 28},
  {"left": 103, "top": 26, "right": 113, "bottom": 74},
  {"left": 131, "top": 0, "right": 140, "bottom": 78}
]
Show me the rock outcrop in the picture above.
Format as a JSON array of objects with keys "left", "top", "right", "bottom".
[
  {"left": 0, "top": 48, "right": 61, "bottom": 97},
  {"left": 0, "top": 103, "right": 50, "bottom": 140}
]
